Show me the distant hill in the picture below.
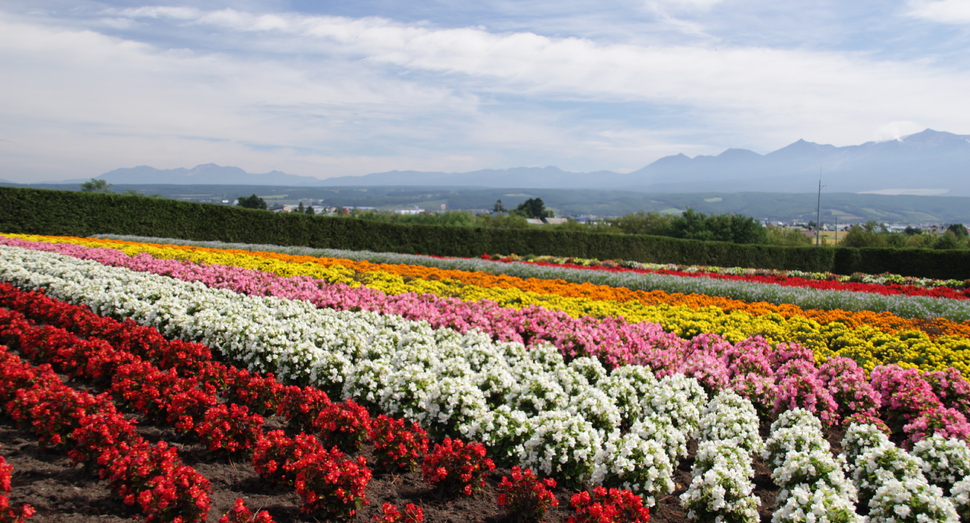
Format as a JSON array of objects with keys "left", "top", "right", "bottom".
[
  {"left": 311, "top": 129, "right": 970, "bottom": 196},
  {"left": 80, "top": 164, "right": 328, "bottom": 186},
  {"left": 618, "top": 129, "right": 970, "bottom": 195},
  {"left": 316, "top": 166, "right": 621, "bottom": 190},
  {"left": 6, "top": 183, "right": 970, "bottom": 223},
  {"left": 47, "top": 128, "right": 970, "bottom": 196}
]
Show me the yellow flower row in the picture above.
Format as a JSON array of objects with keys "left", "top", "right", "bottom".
[{"left": 5, "top": 233, "right": 969, "bottom": 378}]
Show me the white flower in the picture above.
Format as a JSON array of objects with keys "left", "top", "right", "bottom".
[
  {"left": 911, "top": 434, "right": 970, "bottom": 489},
  {"left": 591, "top": 430, "right": 674, "bottom": 506},
  {"left": 517, "top": 410, "right": 602, "bottom": 484}
]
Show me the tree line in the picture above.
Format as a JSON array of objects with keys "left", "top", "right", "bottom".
[
  {"left": 216, "top": 188, "right": 968, "bottom": 250},
  {"left": 839, "top": 221, "right": 969, "bottom": 250}
]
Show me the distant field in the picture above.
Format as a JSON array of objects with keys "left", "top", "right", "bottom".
[{"left": 6, "top": 182, "right": 970, "bottom": 223}]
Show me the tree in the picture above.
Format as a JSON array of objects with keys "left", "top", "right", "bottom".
[
  {"left": 547, "top": 218, "right": 587, "bottom": 232},
  {"left": 946, "top": 223, "right": 968, "bottom": 238},
  {"left": 667, "top": 208, "right": 768, "bottom": 244},
  {"left": 606, "top": 211, "right": 674, "bottom": 236},
  {"left": 296, "top": 202, "right": 305, "bottom": 213},
  {"left": 305, "top": 206, "right": 315, "bottom": 215},
  {"left": 493, "top": 200, "right": 506, "bottom": 213},
  {"left": 237, "top": 194, "right": 267, "bottom": 210},
  {"left": 514, "top": 198, "right": 553, "bottom": 220},
  {"left": 840, "top": 223, "right": 887, "bottom": 248},
  {"left": 932, "top": 231, "right": 965, "bottom": 250},
  {"left": 80, "top": 178, "right": 112, "bottom": 193},
  {"left": 766, "top": 226, "right": 812, "bottom": 246}
]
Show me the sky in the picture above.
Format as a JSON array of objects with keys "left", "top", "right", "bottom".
[{"left": 2, "top": 0, "right": 970, "bottom": 183}]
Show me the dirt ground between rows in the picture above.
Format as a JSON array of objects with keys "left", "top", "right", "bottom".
[{"left": 1, "top": 359, "right": 855, "bottom": 523}]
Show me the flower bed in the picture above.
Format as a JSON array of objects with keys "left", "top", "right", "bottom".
[
  {"left": 3, "top": 235, "right": 970, "bottom": 521},
  {"left": 0, "top": 281, "right": 663, "bottom": 522},
  {"left": 481, "top": 253, "right": 970, "bottom": 299},
  {"left": 2, "top": 247, "right": 969, "bottom": 444},
  {"left": 2, "top": 236, "right": 970, "bottom": 381},
  {"left": 81, "top": 234, "right": 970, "bottom": 316},
  {"left": 0, "top": 346, "right": 212, "bottom": 523}
]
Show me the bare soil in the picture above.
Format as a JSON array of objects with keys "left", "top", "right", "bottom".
[
  {"left": 1, "top": 407, "right": 797, "bottom": 523},
  {"left": 0, "top": 366, "right": 863, "bottom": 523}
]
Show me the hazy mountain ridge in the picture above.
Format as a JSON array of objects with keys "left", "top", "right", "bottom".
[
  {"left": 620, "top": 129, "right": 970, "bottom": 194},
  {"left": 81, "top": 164, "right": 328, "bottom": 186},
  {"left": 42, "top": 129, "right": 970, "bottom": 196}
]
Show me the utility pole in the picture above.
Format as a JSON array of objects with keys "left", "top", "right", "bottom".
[{"left": 815, "top": 172, "right": 825, "bottom": 246}]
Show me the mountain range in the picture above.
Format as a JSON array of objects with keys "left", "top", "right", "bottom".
[{"left": 69, "top": 129, "right": 970, "bottom": 196}]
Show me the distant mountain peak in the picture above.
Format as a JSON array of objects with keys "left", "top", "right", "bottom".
[
  {"left": 97, "top": 164, "right": 325, "bottom": 186},
  {"left": 78, "top": 128, "right": 970, "bottom": 196},
  {"left": 899, "top": 128, "right": 968, "bottom": 144},
  {"left": 717, "top": 148, "right": 762, "bottom": 159},
  {"left": 652, "top": 153, "right": 691, "bottom": 165}
]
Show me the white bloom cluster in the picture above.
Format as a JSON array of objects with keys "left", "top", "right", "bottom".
[
  {"left": 568, "top": 356, "right": 609, "bottom": 385},
  {"left": 681, "top": 391, "right": 762, "bottom": 523},
  {"left": 597, "top": 365, "right": 659, "bottom": 429},
  {"left": 840, "top": 423, "right": 890, "bottom": 466},
  {"left": 951, "top": 477, "right": 970, "bottom": 522},
  {"left": 516, "top": 410, "right": 602, "bottom": 484},
  {"left": 591, "top": 430, "right": 674, "bottom": 506},
  {"left": 698, "top": 390, "right": 761, "bottom": 455},
  {"left": 0, "top": 246, "right": 692, "bottom": 487},
  {"left": 641, "top": 374, "right": 708, "bottom": 438},
  {"left": 764, "top": 409, "right": 858, "bottom": 523},
  {"left": 633, "top": 415, "right": 688, "bottom": 463},
  {"left": 420, "top": 376, "right": 490, "bottom": 440},
  {"left": 763, "top": 409, "right": 828, "bottom": 468},
  {"left": 842, "top": 423, "right": 959, "bottom": 522},
  {"left": 477, "top": 405, "right": 530, "bottom": 459},
  {"left": 911, "top": 435, "right": 970, "bottom": 489},
  {"left": 864, "top": 474, "right": 958, "bottom": 523},
  {"left": 681, "top": 440, "right": 761, "bottom": 523},
  {"left": 567, "top": 386, "right": 623, "bottom": 434}
]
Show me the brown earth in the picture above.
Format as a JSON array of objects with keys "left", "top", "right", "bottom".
[
  {"left": 1, "top": 408, "right": 795, "bottom": 523},
  {"left": 1, "top": 365, "right": 864, "bottom": 523}
]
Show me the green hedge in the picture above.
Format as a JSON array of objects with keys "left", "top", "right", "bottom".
[{"left": 2, "top": 186, "right": 967, "bottom": 280}]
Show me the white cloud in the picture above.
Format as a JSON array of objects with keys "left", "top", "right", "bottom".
[
  {"left": 118, "top": 6, "right": 202, "bottom": 20},
  {"left": 117, "top": 7, "right": 970, "bottom": 122},
  {"left": 645, "top": 0, "right": 725, "bottom": 14},
  {"left": 4, "top": 4, "right": 970, "bottom": 182},
  {"left": 873, "top": 121, "right": 926, "bottom": 142},
  {"left": 908, "top": 0, "right": 970, "bottom": 24},
  {"left": 0, "top": 13, "right": 487, "bottom": 179}
]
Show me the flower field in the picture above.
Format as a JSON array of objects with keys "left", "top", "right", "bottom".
[{"left": 1, "top": 232, "right": 970, "bottom": 523}]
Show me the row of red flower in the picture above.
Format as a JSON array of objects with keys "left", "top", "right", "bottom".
[
  {"left": 0, "top": 283, "right": 652, "bottom": 522},
  {"left": 0, "top": 346, "right": 211, "bottom": 522},
  {"left": 0, "top": 444, "right": 34, "bottom": 523},
  {"left": 483, "top": 255, "right": 970, "bottom": 300},
  {"left": 0, "top": 301, "right": 383, "bottom": 519}
]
